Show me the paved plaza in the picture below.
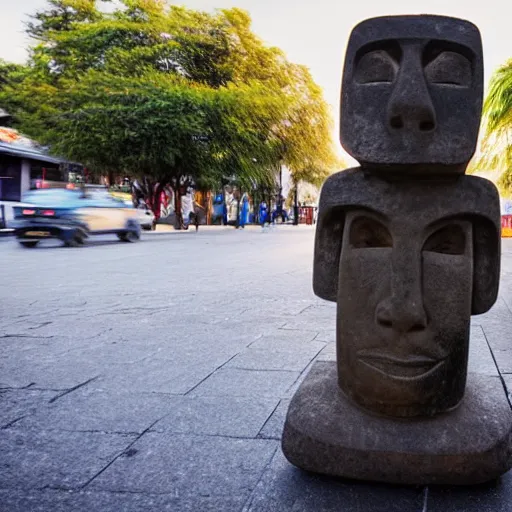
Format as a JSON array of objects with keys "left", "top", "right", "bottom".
[{"left": 1, "top": 227, "right": 512, "bottom": 511}]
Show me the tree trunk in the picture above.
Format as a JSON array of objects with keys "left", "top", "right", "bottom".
[
  {"left": 173, "top": 184, "right": 184, "bottom": 230},
  {"left": 206, "top": 191, "right": 212, "bottom": 225},
  {"left": 293, "top": 182, "right": 299, "bottom": 226}
]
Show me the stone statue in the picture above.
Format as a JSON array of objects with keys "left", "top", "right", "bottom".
[{"left": 282, "top": 15, "right": 511, "bottom": 485}]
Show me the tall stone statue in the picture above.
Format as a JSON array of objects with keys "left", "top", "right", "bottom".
[{"left": 282, "top": 15, "right": 512, "bottom": 485}]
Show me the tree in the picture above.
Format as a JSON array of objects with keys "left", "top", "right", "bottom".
[
  {"left": 478, "top": 59, "right": 512, "bottom": 194},
  {"left": 1, "top": 0, "right": 339, "bottom": 225}
]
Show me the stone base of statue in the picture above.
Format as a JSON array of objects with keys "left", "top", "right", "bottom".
[{"left": 282, "top": 362, "right": 512, "bottom": 485}]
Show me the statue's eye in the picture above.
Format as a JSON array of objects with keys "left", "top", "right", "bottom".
[
  {"left": 423, "top": 224, "right": 466, "bottom": 255},
  {"left": 355, "top": 50, "right": 398, "bottom": 84},
  {"left": 424, "top": 47, "right": 472, "bottom": 87},
  {"left": 350, "top": 217, "right": 392, "bottom": 248}
]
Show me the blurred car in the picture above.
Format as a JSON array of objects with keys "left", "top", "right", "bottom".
[
  {"left": 128, "top": 202, "right": 154, "bottom": 230},
  {"left": 12, "top": 186, "right": 141, "bottom": 248}
]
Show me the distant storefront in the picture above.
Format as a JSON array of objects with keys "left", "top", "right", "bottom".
[{"left": 0, "top": 141, "right": 65, "bottom": 201}]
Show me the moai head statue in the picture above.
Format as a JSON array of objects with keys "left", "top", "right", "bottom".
[
  {"left": 340, "top": 15, "right": 484, "bottom": 174},
  {"left": 313, "top": 15, "right": 501, "bottom": 417}
]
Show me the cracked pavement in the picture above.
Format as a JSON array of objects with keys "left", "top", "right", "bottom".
[{"left": 1, "top": 228, "right": 512, "bottom": 511}]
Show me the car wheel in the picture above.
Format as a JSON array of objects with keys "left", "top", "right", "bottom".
[
  {"left": 19, "top": 241, "right": 39, "bottom": 248},
  {"left": 118, "top": 231, "right": 140, "bottom": 242},
  {"left": 64, "top": 232, "right": 84, "bottom": 247}
]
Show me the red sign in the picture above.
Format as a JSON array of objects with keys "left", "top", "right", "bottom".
[{"left": 502, "top": 215, "right": 512, "bottom": 238}]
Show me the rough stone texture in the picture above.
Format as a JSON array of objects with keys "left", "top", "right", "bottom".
[
  {"left": 313, "top": 170, "right": 501, "bottom": 418},
  {"left": 17, "top": 389, "right": 177, "bottom": 434},
  {"left": 0, "top": 489, "right": 246, "bottom": 512},
  {"left": 0, "top": 429, "right": 136, "bottom": 489},
  {"left": 0, "top": 389, "right": 58, "bottom": 428},
  {"left": 244, "top": 449, "right": 426, "bottom": 512},
  {"left": 282, "top": 362, "right": 512, "bottom": 485},
  {"left": 189, "top": 368, "right": 301, "bottom": 398},
  {"left": 314, "top": 170, "right": 501, "bottom": 312},
  {"left": 426, "top": 471, "right": 512, "bottom": 512},
  {"left": 1, "top": 230, "right": 512, "bottom": 509},
  {"left": 340, "top": 15, "right": 483, "bottom": 171},
  {"left": 257, "top": 399, "right": 291, "bottom": 440},
  {"left": 89, "top": 432, "right": 278, "bottom": 496},
  {"left": 150, "top": 395, "right": 279, "bottom": 438}
]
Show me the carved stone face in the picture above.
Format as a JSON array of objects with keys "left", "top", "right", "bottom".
[
  {"left": 337, "top": 210, "right": 473, "bottom": 417},
  {"left": 340, "top": 15, "right": 483, "bottom": 172}
]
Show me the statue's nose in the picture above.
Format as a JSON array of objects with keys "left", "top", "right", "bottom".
[
  {"left": 376, "top": 297, "right": 427, "bottom": 333},
  {"left": 387, "top": 51, "right": 436, "bottom": 133},
  {"left": 375, "top": 247, "right": 428, "bottom": 333}
]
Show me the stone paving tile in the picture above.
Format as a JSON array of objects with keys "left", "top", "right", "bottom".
[
  {"left": 248, "top": 333, "right": 323, "bottom": 352},
  {"left": 0, "top": 428, "right": 136, "bottom": 490},
  {"left": 243, "top": 450, "right": 425, "bottom": 512},
  {"left": 257, "top": 399, "right": 290, "bottom": 440},
  {"left": 225, "top": 345, "right": 324, "bottom": 372},
  {"left": 478, "top": 320, "right": 512, "bottom": 352},
  {"left": 426, "top": 470, "right": 512, "bottom": 511},
  {"left": 0, "top": 356, "right": 101, "bottom": 390},
  {"left": 311, "top": 330, "right": 336, "bottom": 343},
  {"left": 0, "top": 489, "right": 246, "bottom": 512},
  {"left": 492, "top": 349, "right": 512, "bottom": 374},
  {"left": 151, "top": 395, "right": 279, "bottom": 438},
  {"left": 189, "top": 368, "right": 301, "bottom": 398},
  {"left": 0, "top": 389, "right": 58, "bottom": 428},
  {"left": 17, "top": 389, "right": 176, "bottom": 434},
  {"left": 316, "top": 342, "right": 336, "bottom": 362},
  {"left": 89, "top": 432, "right": 278, "bottom": 497},
  {"left": 468, "top": 326, "right": 500, "bottom": 376},
  {"left": 88, "top": 359, "right": 218, "bottom": 395},
  {"left": 2, "top": 230, "right": 511, "bottom": 510},
  {"left": 502, "top": 375, "right": 512, "bottom": 406}
]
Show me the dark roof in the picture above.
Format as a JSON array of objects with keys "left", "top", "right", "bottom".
[{"left": 0, "top": 141, "right": 63, "bottom": 165}]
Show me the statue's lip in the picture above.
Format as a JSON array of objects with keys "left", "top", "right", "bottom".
[
  {"left": 357, "top": 351, "right": 444, "bottom": 379},
  {"left": 357, "top": 352, "right": 438, "bottom": 367}
]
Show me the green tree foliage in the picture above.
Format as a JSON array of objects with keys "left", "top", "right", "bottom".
[
  {"left": 479, "top": 59, "right": 512, "bottom": 195},
  {"left": 1, "top": 0, "right": 339, "bottom": 220}
]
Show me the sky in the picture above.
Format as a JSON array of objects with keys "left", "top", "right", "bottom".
[{"left": 0, "top": 0, "right": 511, "bottom": 162}]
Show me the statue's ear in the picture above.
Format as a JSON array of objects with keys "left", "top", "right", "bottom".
[
  {"left": 313, "top": 206, "right": 345, "bottom": 302},
  {"left": 472, "top": 215, "right": 501, "bottom": 315}
]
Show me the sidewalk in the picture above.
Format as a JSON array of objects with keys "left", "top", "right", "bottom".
[{"left": 0, "top": 231, "right": 511, "bottom": 511}]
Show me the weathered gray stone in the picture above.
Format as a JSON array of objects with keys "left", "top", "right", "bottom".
[
  {"left": 89, "top": 432, "right": 277, "bottom": 496},
  {"left": 0, "top": 489, "right": 246, "bottom": 512},
  {"left": 244, "top": 449, "right": 426, "bottom": 512},
  {"left": 190, "top": 368, "right": 300, "bottom": 398},
  {"left": 18, "top": 389, "right": 176, "bottom": 434},
  {"left": 151, "top": 395, "right": 279, "bottom": 437},
  {"left": 314, "top": 170, "right": 501, "bottom": 312},
  {"left": 427, "top": 470, "right": 512, "bottom": 511},
  {"left": 282, "top": 362, "right": 512, "bottom": 485},
  {"left": 0, "top": 429, "right": 135, "bottom": 489},
  {"left": 313, "top": 170, "right": 501, "bottom": 417},
  {"left": 225, "top": 345, "right": 324, "bottom": 372},
  {"left": 89, "top": 359, "right": 217, "bottom": 395},
  {"left": 503, "top": 375, "right": 512, "bottom": 407},
  {"left": 315, "top": 343, "right": 336, "bottom": 362},
  {"left": 468, "top": 326, "right": 499, "bottom": 376},
  {"left": 340, "top": 15, "right": 483, "bottom": 172},
  {"left": 257, "top": 399, "right": 291, "bottom": 440},
  {"left": 0, "top": 389, "right": 58, "bottom": 428}
]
